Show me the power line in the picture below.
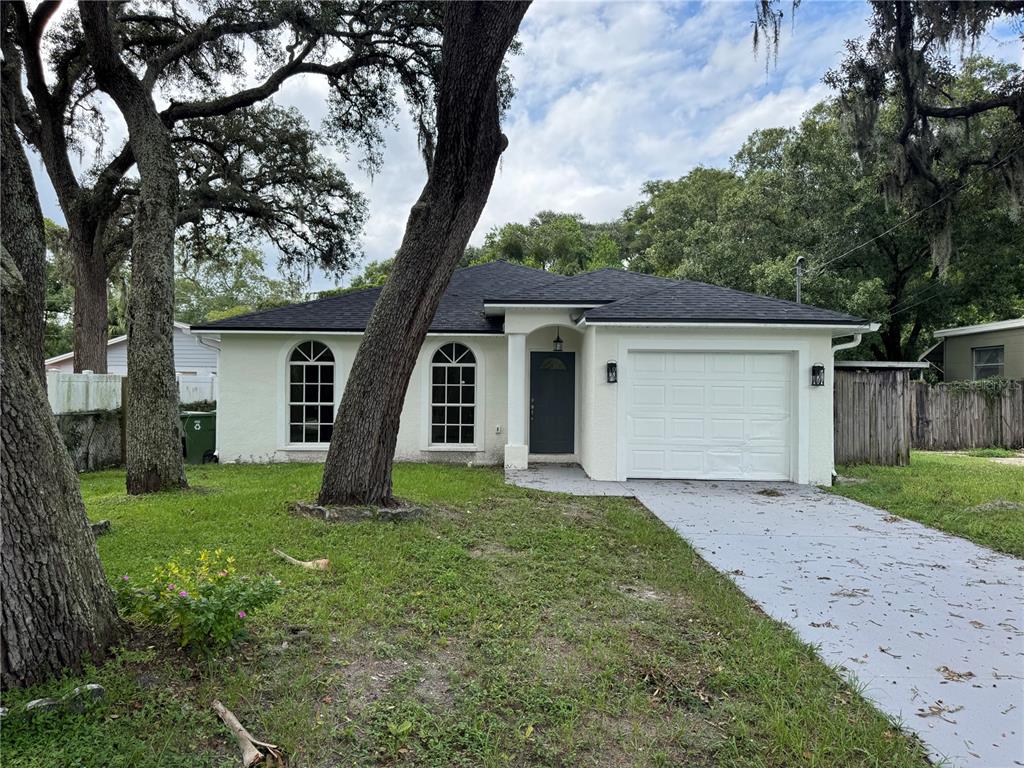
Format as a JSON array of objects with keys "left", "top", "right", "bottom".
[{"left": 808, "top": 143, "right": 1023, "bottom": 278}]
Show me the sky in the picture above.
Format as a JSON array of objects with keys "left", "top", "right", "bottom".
[{"left": 28, "top": 1, "right": 1023, "bottom": 293}]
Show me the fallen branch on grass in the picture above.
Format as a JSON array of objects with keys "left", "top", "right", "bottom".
[
  {"left": 212, "top": 699, "right": 285, "bottom": 767},
  {"left": 272, "top": 548, "right": 330, "bottom": 571}
]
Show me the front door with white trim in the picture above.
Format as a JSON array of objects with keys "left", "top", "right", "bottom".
[{"left": 624, "top": 351, "right": 793, "bottom": 480}]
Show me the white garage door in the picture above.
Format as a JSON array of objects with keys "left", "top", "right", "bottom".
[{"left": 625, "top": 351, "right": 793, "bottom": 480}]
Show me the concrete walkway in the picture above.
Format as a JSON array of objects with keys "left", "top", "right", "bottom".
[{"left": 507, "top": 466, "right": 1024, "bottom": 768}]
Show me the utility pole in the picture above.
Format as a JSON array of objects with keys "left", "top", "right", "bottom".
[{"left": 795, "top": 256, "right": 806, "bottom": 304}]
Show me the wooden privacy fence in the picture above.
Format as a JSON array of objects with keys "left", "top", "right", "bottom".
[
  {"left": 835, "top": 370, "right": 1024, "bottom": 465},
  {"left": 834, "top": 369, "right": 912, "bottom": 466},
  {"left": 910, "top": 380, "right": 1024, "bottom": 451}
]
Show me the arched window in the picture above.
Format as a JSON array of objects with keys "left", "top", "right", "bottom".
[
  {"left": 430, "top": 343, "right": 476, "bottom": 445},
  {"left": 289, "top": 341, "right": 335, "bottom": 443}
]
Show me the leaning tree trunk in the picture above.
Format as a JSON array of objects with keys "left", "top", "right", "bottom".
[
  {"left": 0, "top": 63, "right": 46, "bottom": 379},
  {"left": 80, "top": 1, "right": 186, "bottom": 494},
  {"left": 319, "top": 2, "right": 530, "bottom": 506},
  {"left": 1, "top": 86, "right": 123, "bottom": 687}
]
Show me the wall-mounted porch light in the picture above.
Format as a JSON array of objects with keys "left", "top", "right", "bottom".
[
  {"left": 553, "top": 331, "right": 563, "bottom": 352},
  {"left": 811, "top": 363, "right": 826, "bottom": 386},
  {"left": 607, "top": 361, "right": 618, "bottom": 383}
]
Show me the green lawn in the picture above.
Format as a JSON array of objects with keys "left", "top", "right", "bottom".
[
  {"left": 2, "top": 463, "right": 930, "bottom": 767},
  {"left": 831, "top": 451, "right": 1024, "bottom": 557}
]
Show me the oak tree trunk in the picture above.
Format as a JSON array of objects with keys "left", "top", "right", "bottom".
[
  {"left": 80, "top": 1, "right": 186, "bottom": 494},
  {"left": 1, "top": 64, "right": 45, "bottom": 379},
  {"left": 71, "top": 226, "right": 110, "bottom": 374},
  {"left": 318, "top": 1, "right": 530, "bottom": 506},
  {"left": 1, "top": 90, "right": 123, "bottom": 688}
]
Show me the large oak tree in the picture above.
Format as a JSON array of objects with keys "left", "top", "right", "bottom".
[
  {"left": 4, "top": 0, "right": 440, "bottom": 372},
  {"left": 1, "top": 59, "right": 122, "bottom": 688},
  {"left": 318, "top": 2, "right": 530, "bottom": 506},
  {"left": 79, "top": 0, "right": 188, "bottom": 494}
]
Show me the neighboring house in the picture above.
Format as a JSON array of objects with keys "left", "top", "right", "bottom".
[
  {"left": 45, "top": 321, "right": 220, "bottom": 376},
  {"left": 919, "top": 318, "right": 1024, "bottom": 381},
  {"left": 193, "top": 261, "right": 874, "bottom": 484}
]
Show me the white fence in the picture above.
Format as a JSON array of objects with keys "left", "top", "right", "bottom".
[
  {"left": 178, "top": 374, "right": 218, "bottom": 405},
  {"left": 46, "top": 371, "right": 217, "bottom": 414}
]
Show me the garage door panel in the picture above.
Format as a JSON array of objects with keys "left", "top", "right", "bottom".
[
  {"left": 630, "top": 416, "right": 666, "bottom": 439},
  {"left": 747, "top": 451, "right": 790, "bottom": 476},
  {"left": 749, "top": 354, "right": 789, "bottom": 377},
  {"left": 750, "top": 385, "right": 788, "bottom": 409},
  {"left": 670, "top": 418, "right": 704, "bottom": 439},
  {"left": 626, "top": 351, "right": 793, "bottom": 481},
  {"left": 709, "top": 418, "right": 744, "bottom": 440},
  {"left": 670, "top": 353, "right": 706, "bottom": 374},
  {"left": 631, "top": 449, "right": 666, "bottom": 472},
  {"left": 666, "top": 450, "right": 704, "bottom": 473},
  {"left": 709, "top": 385, "right": 744, "bottom": 408},
  {"left": 710, "top": 355, "right": 745, "bottom": 374},
  {"left": 748, "top": 417, "right": 788, "bottom": 442},
  {"left": 706, "top": 450, "right": 743, "bottom": 474},
  {"left": 633, "top": 353, "right": 667, "bottom": 373},
  {"left": 670, "top": 385, "right": 704, "bottom": 407},
  {"left": 631, "top": 384, "right": 665, "bottom": 406}
]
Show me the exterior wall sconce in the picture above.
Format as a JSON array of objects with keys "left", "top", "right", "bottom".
[
  {"left": 811, "top": 363, "right": 825, "bottom": 386},
  {"left": 607, "top": 361, "right": 618, "bottom": 383},
  {"left": 553, "top": 332, "right": 563, "bottom": 352}
]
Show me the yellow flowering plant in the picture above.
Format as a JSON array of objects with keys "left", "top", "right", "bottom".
[{"left": 115, "top": 549, "right": 280, "bottom": 652}]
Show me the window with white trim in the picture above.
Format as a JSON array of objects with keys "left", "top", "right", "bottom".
[
  {"left": 430, "top": 343, "right": 476, "bottom": 445},
  {"left": 288, "top": 341, "right": 335, "bottom": 443},
  {"left": 972, "top": 345, "right": 1004, "bottom": 380}
]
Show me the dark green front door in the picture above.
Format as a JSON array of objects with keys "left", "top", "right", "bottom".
[{"left": 530, "top": 351, "right": 575, "bottom": 454}]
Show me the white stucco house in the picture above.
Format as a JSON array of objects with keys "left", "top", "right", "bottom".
[
  {"left": 45, "top": 321, "right": 220, "bottom": 376},
  {"left": 193, "top": 261, "right": 875, "bottom": 484}
]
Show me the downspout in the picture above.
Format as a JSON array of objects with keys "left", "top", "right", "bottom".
[
  {"left": 831, "top": 333, "right": 863, "bottom": 354},
  {"left": 829, "top": 325, "right": 876, "bottom": 480}
]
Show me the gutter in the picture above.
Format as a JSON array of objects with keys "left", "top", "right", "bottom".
[{"left": 831, "top": 322, "right": 879, "bottom": 353}]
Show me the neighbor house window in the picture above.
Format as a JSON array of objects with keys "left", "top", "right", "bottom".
[
  {"left": 972, "top": 345, "right": 1004, "bottom": 380},
  {"left": 289, "top": 341, "right": 335, "bottom": 443},
  {"left": 430, "top": 343, "right": 476, "bottom": 445}
]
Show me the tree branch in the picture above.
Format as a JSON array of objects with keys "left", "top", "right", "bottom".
[{"left": 917, "top": 95, "right": 1020, "bottom": 120}]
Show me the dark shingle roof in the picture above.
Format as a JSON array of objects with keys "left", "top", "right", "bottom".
[
  {"left": 194, "top": 260, "right": 865, "bottom": 332},
  {"left": 487, "top": 268, "right": 678, "bottom": 304},
  {"left": 192, "top": 260, "right": 564, "bottom": 333},
  {"left": 583, "top": 280, "right": 864, "bottom": 325}
]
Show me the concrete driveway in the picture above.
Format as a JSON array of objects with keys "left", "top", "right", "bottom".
[{"left": 508, "top": 466, "right": 1024, "bottom": 768}]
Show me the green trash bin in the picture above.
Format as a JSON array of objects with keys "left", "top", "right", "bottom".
[{"left": 181, "top": 411, "right": 216, "bottom": 464}]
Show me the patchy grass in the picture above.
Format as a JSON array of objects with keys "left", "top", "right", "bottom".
[
  {"left": 831, "top": 451, "right": 1024, "bottom": 557},
  {"left": 2, "top": 463, "right": 930, "bottom": 767},
  {"left": 960, "top": 447, "right": 1021, "bottom": 459}
]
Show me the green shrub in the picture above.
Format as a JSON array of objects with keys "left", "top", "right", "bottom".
[{"left": 115, "top": 549, "right": 280, "bottom": 652}]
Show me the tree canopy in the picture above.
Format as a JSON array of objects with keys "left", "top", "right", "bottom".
[{"left": 175, "top": 242, "right": 305, "bottom": 325}]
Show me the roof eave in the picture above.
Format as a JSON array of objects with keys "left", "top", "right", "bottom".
[
  {"left": 579, "top": 318, "right": 875, "bottom": 334},
  {"left": 191, "top": 326, "right": 503, "bottom": 335},
  {"left": 932, "top": 318, "right": 1024, "bottom": 338}
]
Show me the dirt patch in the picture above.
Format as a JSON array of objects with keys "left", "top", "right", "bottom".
[
  {"left": 412, "top": 642, "right": 466, "bottom": 708},
  {"left": 755, "top": 488, "right": 785, "bottom": 497},
  {"left": 988, "top": 456, "right": 1024, "bottom": 466},
  {"left": 332, "top": 657, "right": 412, "bottom": 713},
  {"left": 289, "top": 500, "right": 423, "bottom": 523},
  {"left": 617, "top": 583, "right": 691, "bottom": 611},
  {"left": 969, "top": 499, "right": 1024, "bottom": 513},
  {"left": 468, "top": 542, "right": 519, "bottom": 559},
  {"left": 834, "top": 476, "right": 869, "bottom": 486}
]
